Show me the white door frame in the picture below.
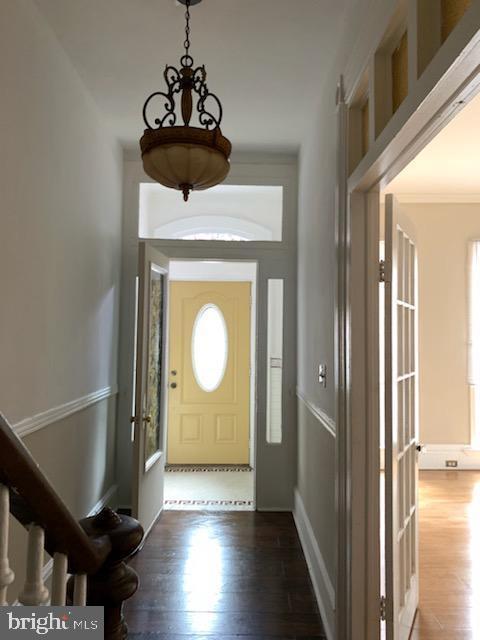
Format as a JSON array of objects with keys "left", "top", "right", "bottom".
[
  {"left": 167, "top": 260, "right": 258, "bottom": 470},
  {"left": 116, "top": 155, "right": 298, "bottom": 512},
  {"left": 336, "top": 22, "right": 480, "bottom": 640}
]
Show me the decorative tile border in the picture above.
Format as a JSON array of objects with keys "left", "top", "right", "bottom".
[{"left": 165, "top": 465, "right": 252, "bottom": 473}]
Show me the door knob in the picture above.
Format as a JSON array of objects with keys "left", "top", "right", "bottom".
[
  {"left": 143, "top": 415, "right": 152, "bottom": 423},
  {"left": 171, "top": 370, "right": 177, "bottom": 376},
  {"left": 416, "top": 444, "right": 424, "bottom": 453},
  {"left": 170, "top": 382, "right": 178, "bottom": 389}
]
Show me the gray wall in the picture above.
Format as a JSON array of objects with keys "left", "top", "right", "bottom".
[
  {"left": 295, "top": 78, "right": 339, "bottom": 630},
  {"left": 0, "top": 0, "right": 122, "bottom": 423},
  {"left": 0, "top": 0, "right": 123, "bottom": 603},
  {"left": 24, "top": 398, "right": 118, "bottom": 519},
  {"left": 295, "top": 0, "right": 400, "bottom": 627}
]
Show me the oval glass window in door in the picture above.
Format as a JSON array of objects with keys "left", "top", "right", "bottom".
[{"left": 192, "top": 304, "right": 228, "bottom": 392}]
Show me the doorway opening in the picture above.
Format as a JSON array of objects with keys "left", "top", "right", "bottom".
[
  {"left": 124, "top": 158, "right": 297, "bottom": 532},
  {"left": 378, "top": 88, "right": 480, "bottom": 639},
  {"left": 164, "top": 259, "right": 258, "bottom": 512},
  {"left": 338, "top": 2, "right": 480, "bottom": 636}
]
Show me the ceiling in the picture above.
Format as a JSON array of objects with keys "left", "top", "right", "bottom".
[
  {"left": 386, "top": 90, "right": 480, "bottom": 198},
  {"left": 34, "top": 0, "right": 348, "bottom": 151}
]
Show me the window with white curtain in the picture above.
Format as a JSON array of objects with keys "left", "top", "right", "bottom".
[{"left": 468, "top": 240, "right": 480, "bottom": 449}]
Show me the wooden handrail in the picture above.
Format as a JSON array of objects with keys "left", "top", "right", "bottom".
[
  {"left": 0, "top": 412, "right": 111, "bottom": 575},
  {"left": 0, "top": 411, "right": 144, "bottom": 637}
]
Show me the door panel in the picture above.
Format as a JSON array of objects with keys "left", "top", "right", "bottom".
[
  {"left": 384, "top": 194, "right": 419, "bottom": 640},
  {"left": 168, "top": 281, "right": 251, "bottom": 464},
  {"left": 133, "top": 243, "right": 169, "bottom": 533}
]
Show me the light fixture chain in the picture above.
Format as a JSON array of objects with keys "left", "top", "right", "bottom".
[
  {"left": 140, "top": 0, "right": 231, "bottom": 202},
  {"left": 184, "top": 0, "right": 191, "bottom": 58}
]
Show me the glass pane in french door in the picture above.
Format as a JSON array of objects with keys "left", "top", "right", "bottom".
[{"left": 145, "top": 265, "right": 165, "bottom": 462}]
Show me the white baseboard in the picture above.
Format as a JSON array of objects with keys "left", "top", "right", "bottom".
[
  {"left": 143, "top": 505, "right": 164, "bottom": 541},
  {"left": 293, "top": 489, "right": 335, "bottom": 640},
  {"left": 419, "top": 444, "right": 480, "bottom": 469}
]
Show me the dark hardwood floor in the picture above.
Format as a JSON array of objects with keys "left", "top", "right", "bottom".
[{"left": 125, "top": 510, "right": 326, "bottom": 639}]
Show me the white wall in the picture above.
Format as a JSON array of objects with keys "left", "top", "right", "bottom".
[
  {"left": 397, "top": 202, "right": 480, "bottom": 445},
  {"left": 0, "top": 0, "right": 122, "bottom": 425}
]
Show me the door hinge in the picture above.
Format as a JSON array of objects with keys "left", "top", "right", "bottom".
[
  {"left": 380, "top": 595, "right": 387, "bottom": 621},
  {"left": 379, "top": 260, "right": 386, "bottom": 283}
]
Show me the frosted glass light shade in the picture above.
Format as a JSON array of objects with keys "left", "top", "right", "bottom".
[{"left": 140, "top": 126, "right": 231, "bottom": 201}]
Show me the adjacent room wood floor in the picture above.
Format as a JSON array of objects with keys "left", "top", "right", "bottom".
[
  {"left": 125, "top": 511, "right": 326, "bottom": 639},
  {"left": 412, "top": 470, "right": 480, "bottom": 639}
]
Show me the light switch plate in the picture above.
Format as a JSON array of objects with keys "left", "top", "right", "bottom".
[{"left": 318, "top": 364, "right": 327, "bottom": 388}]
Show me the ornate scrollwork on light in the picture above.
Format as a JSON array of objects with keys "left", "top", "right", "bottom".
[
  {"left": 197, "top": 89, "right": 223, "bottom": 130},
  {"left": 142, "top": 91, "right": 176, "bottom": 129},
  {"left": 142, "top": 56, "right": 224, "bottom": 131}
]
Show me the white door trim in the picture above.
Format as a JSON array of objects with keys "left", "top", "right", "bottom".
[
  {"left": 117, "top": 156, "right": 298, "bottom": 512},
  {"left": 168, "top": 261, "right": 258, "bottom": 470}
]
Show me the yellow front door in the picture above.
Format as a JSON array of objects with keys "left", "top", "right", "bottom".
[{"left": 167, "top": 281, "right": 251, "bottom": 464}]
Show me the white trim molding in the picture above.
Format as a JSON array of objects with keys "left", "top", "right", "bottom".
[
  {"left": 13, "top": 386, "right": 118, "bottom": 438},
  {"left": 297, "top": 389, "right": 336, "bottom": 437},
  {"left": 294, "top": 489, "right": 335, "bottom": 640},
  {"left": 419, "top": 444, "right": 480, "bottom": 470}
]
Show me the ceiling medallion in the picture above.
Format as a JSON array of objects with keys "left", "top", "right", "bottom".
[{"left": 139, "top": 0, "right": 232, "bottom": 202}]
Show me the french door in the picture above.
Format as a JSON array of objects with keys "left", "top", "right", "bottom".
[
  {"left": 132, "top": 243, "right": 169, "bottom": 533},
  {"left": 384, "top": 194, "right": 420, "bottom": 639}
]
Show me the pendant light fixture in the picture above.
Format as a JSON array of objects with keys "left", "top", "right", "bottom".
[{"left": 139, "top": 0, "right": 231, "bottom": 202}]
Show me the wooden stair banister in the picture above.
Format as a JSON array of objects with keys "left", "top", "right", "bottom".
[
  {"left": 7, "top": 489, "right": 111, "bottom": 574},
  {"left": 0, "top": 412, "right": 144, "bottom": 640}
]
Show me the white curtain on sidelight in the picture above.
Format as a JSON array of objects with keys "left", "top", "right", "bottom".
[{"left": 467, "top": 240, "right": 480, "bottom": 448}]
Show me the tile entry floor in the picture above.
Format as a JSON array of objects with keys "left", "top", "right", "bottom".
[
  {"left": 125, "top": 510, "right": 327, "bottom": 639},
  {"left": 164, "top": 466, "right": 255, "bottom": 511}
]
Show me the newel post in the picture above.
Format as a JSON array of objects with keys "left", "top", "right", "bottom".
[{"left": 68, "top": 508, "right": 144, "bottom": 640}]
